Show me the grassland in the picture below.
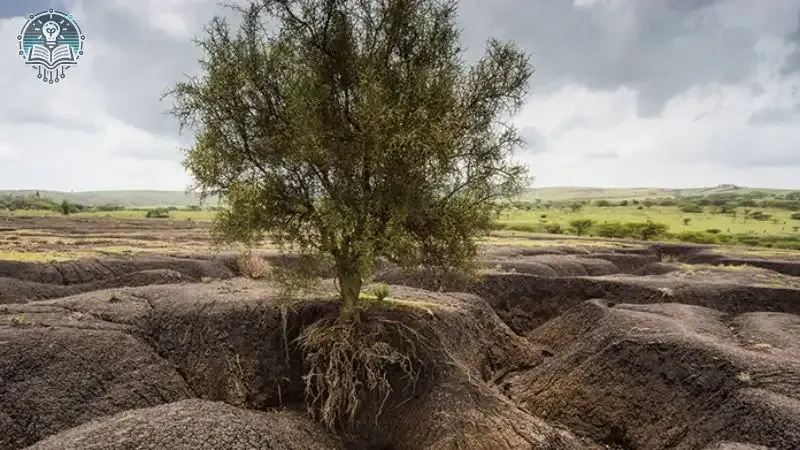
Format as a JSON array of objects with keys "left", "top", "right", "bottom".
[{"left": 499, "top": 205, "right": 799, "bottom": 236}]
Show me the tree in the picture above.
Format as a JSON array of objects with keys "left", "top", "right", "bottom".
[
  {"left": 568, "top": 219, "right": 594, "bottom": 236},
  {"left": 683, "top": 218, "right": 691, "bottom": 226},
  {"left": 167, "top": 0, "right": 532, "bottom": 322},
  {"left": 627, "top": 220, "right": 669, "bottom": 241},
  {"left": 568, "top": 202, "right": 583, "bottom": 212},
  {"left": 59, "top": 200, "right": 71, "bottom": 215}
]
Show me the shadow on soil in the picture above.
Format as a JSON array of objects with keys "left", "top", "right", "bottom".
[{"left": 0, "top": 242, "right": 798, "bottom": 449}]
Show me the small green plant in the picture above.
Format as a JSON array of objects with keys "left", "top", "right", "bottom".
[
  {"left": 108, "top": 292, "right": 122, "bottom": 303},
  {"left": 372, "top": 283, "right": 390, "bottom": 302}
]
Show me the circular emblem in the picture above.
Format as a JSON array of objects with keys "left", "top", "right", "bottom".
[{"left": 17, "top": 9, "right": 85, "bottom": 84}]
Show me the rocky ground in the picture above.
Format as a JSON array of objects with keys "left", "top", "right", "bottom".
[{"left": 1, "top": 217, "right": 799, "bottom": 449}]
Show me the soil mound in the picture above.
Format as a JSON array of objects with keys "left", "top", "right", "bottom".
[
  {"left": 0, "top": 256, "right": 234, "bottom": 285},
  {"left": 0, "top": 307, "right": 192, "bottom": 449},
  {"left": 24, "top": 399, "right": 341, "bottom": 450},
  {"left": 505, "top": 300, "right": 800, "bottom": 449},
  {"left": 377, "top": 268, "right": 800, "bottom": 335},
  {"left": 128, "top": 280, "right": 596, "bottom": 449},
  {"left": 0, "top": 256, "right": 236, "bottom": 304}
]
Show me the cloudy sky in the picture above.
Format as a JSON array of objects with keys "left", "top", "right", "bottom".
[{"left": 1, "top": 0, "right": 799, "bottom": 191}]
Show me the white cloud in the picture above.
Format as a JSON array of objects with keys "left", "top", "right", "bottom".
[
  {"left": 0, "top": 0, "right": 799, "bottom": 191},
  {"left": 514, "top": 31, "right": 800, "bottom": 188}
]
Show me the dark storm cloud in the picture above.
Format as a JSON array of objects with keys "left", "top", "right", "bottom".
[{"left": 456, "top": 0, "right": 800, "bottom": 116}]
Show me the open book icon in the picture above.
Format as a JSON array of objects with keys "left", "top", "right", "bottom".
[{"left": 25, "top": 44, "right": 77, "bottom": 70}]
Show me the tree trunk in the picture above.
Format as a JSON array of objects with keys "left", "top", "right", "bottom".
[{"left": 337, "top": 268, "right": 362, "bottom": 323}]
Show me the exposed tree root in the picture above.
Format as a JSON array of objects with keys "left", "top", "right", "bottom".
[{"left": 297, "top": 312, "right": 434, "bottom": 433}]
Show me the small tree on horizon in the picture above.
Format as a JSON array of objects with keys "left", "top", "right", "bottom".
[{"left": 167, "top": 0, "right": 532, "bottom": 322}]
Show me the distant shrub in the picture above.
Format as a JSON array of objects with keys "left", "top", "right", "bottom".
[
  {"left": 544, "top": 223, "right": 564, "bottom": 234},
  {"left": 185, "top": 205, "right": 202, "bottom": 211},
  {"left": 680, "top": 204, "right": 703, "bottom": 213},
  {"left": 595, "top": 199, "right": 611, "bottom": 207},
  {"left": 706, "top": 228, "right": 721, "bottom": 234},
  {"left": 627, "top": 221, "right": 669, "bottom": 241},
  {"left": 682, "top": 218, "right": 691, "bottom": 226},
  {"left": 749, "top": 211, "right": 772, "bottom": 221},
  {"left": 93, "top": 204, "right": 125, "bottom": 212},
  {"left": 674, "top": 231, "right": 719, "bottom": 245},
  {"left": 790, "top": 212, "right": 800, "bottom": 220},
  {"left": 59, "top": 200, "right": 71, "bottom": 215},
  {"left": 619, "top": 200, "right": 629, "bottom": 206},
  {"left": 593, "top": 222, "right": 630, "bottom": 238},
  {"left": 145, "top": 207, "right": 170, "bottom": 219},
  {"left": 568, "top": 219, "right": 595, "bottom": 236}
]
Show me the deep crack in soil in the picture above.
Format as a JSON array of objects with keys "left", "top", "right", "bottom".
[{"left": 0, "top": 240, "right": 798, "bottom": 449}]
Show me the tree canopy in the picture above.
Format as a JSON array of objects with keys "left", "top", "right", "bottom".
[{"left": 167, "top": 0, "right": 533, "bottom": 320}]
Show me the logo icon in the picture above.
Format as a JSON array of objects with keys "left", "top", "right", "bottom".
[{"left": 17, "top": 9, "right": 85, "bottom": 84}]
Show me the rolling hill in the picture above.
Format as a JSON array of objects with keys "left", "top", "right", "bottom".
[
  {"left": 1, "top": 184, "right": 796, "bottom": 207},
  {"left": 0, "top": 190, "right": 219, "bottom": 207}
]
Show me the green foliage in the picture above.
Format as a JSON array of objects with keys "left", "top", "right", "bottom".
[
  {"left": 371, "top": 283, "right": 390, "bottom": 302},
  {"left": 790, "top": 212, "right": 800, "bottom": 220},
  {"left": 145, "top": 207, "right": 171, "bottom": 219},
  {"left": 167, "top": 0, "right": 532, "bottom": 319},
  {"left": 683, "top": 218, "right": 691, "bottom": 226},
  {"left": 749, "top": 211, "right": 772, "bottom": 221},
  {"left": 59, "top": 200, "right": 72, "bottom": 215},
  {"left": 680, "top": 204, "right": 703, "bottom": 213},
  {"left": 568, "top": 218, "right": 594, "bottom": 236},
  {"left": 544, "top": 223, "right": 564, "bottom": 234},
  {"left": 627, "top": 220, "right": 669, "bottom": 240},
  {"left": 673, "top": 231, "right": 719, "bottom": 244},
  {"left": 592, "top": 222, "right": 631, "bottom": 239},
  {"left": 582, "top": 220, "right": 669, "bottom": 241}
]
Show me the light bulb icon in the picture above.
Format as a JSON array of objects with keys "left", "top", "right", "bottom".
[{"left": 42, "top": 21, "right": 60, "bottom": 45}]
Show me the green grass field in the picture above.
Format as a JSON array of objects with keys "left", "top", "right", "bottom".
[{"left": 499, "top": 205, "right": 800, "bottom": 236}]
